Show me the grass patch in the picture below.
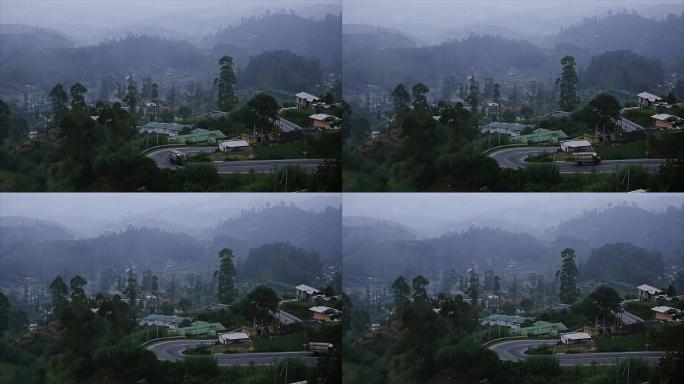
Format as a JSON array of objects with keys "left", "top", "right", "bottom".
[
  {"left": 525, "top": 152, "right": 554, "bottom": 163},
  {"left": 624, "top": 301, "right": 655, "bottom": 321},
  {"left": 183, "top": 345, "right": 212, "bottom": 355},
  {"left": 526, "top": 344, "right": 554, "bottom": 355},
  {"left": 596, "top": 334, "right": 648, "bottom": 352},
  {"left": 254, "top": 141, "right": 306, "bottom": 160},
  {"left": 595, "top": 141, "right": 649, "bottom": 160},
  {"left": 281, "top": 301, "right": 312, "bottom": 320},
  {"left": 253, "top": 333, "right": 306, "bottom": 352},
  {"left": 280, "top": 109, "right": 315, "bottom": 128},
  {"left": 0, "top": 362, "right": 17, "bottom": 381}
]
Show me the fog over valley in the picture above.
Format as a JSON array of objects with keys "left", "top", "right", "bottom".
[{"left": 0, "top": 193, "right": 342, "bottom": 289}]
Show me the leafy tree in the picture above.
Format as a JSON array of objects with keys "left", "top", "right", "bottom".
[
  {"left": 557, "top": 248, "right": 579, "bottom": 304},
  {"left": 215, "top": 248, "right": 237, "bottom": 304},
  {"left": 69, "top": 83, "right": 88, "bottom": 111},
  {"left": 391, "top": 83, "right": 411, "bottom": 124},
  {"left": 49, "top": 83, "right": 69, "bottom": 126},
  {"left": 391, "top": 276, "right": 410, "bottom": 314},
  {"left": 215, "top": 55, "right": 237, "bottom": 111},
  {"left": 124, "top": 77, "right": 139, "bottom": 114},
  {"left": 588, "top": 285, "right": 621, "bottom": 326},
  {"left": 49, "top": 276, "right": 69, "bottom": 317},
  {"left": 0, "top": 99, "right": 9, "bottom": 143},
  {"left": 69, "top": 275, "right": 88, "bottom": 304},
  {"left": 439, "top": 104, "right": 472, "bottom": 148},
  {"left": 558, "top": 55, "right": 579, "bottom": 111},
  {"left": 124, "top": 269, "right": 138, "bottom": 308},
  {"left": 245, "top": 285, "right": 279, "bottom": 325},
  {"left": 467, "top": 76, "right": 480, "bottom": 115},
  {"left": 247, "top": 93, "right": 279, "bottom": 132},
  {"left": 467, "top": 269, "right": 480, "bottom": 308},
  {"left": 412, "top": 275, "right": 429, "bottom": 304},
  {"left": 493, "top": 83, "right": 501, "bottom": 103},
  {"left": 411, "top": 83, "right": 429, "bottom": 109},
  {"left": 587, "top": 93, "right": 621, "bottom": 134},
  {"left": 0, "top": 291, "right": 9, "bottom": 337}
]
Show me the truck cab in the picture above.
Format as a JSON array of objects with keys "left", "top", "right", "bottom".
[
  {"left": 571, "top": 152, "right": 601, "bottom": 165},
  {"left": 167, "top": 150, "right": 186, "bottom": 165}
]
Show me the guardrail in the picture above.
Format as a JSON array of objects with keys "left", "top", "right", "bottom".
[
  {"left": 140, "top": 144, "right": 186, "bottom": 155},
  {"left": 141, "top": 335, "right": 186, "bottom": 347},
  {"left": 481, "top": 336, "right": 530, "bottom": 348},
  {"left": 482, "top": 144, "right": 529, "bottom": 155}
]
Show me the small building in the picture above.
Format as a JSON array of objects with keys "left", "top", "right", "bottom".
[
  {"left": 637, "top": 284, "right": 662, "bottom": 301},
  {"left": 176, "top": 321, "right": 226, "bottom": 337},
  {"left": 560, "top": 332, "right": 592, "bottom": 344},
  {"left": 308, "top": 342, "right": 334, "bottom": 353},
  {"left": 545, "top": 111, "right": 572, "bottom": 120},
  {"left": 370, "top": 130, "right": 381, "bottom": 140},
  {"left": 138, "top": 122, "right": 190, "bottom": 139},
  {"left": 295, "top": 284, "right": 320, "bottom": 301},
  {"left": 218, "top": 331, "right": 251, "bottom": 345},
  {"left": 177, "top": 128, "right": 227, "bottom": 144},
  {"left": 137, "top": 314, "right": 191, "bottom": 331},
  {"left": 479, "top": 314, "right": 531, "bottom": 331},
  {"left": 637, "top": 92, "right": 662, "bottom": 109},
  {"left": 28, "top": 323, "right": 38, "bottom": 332},
  {"left": 651, "top": 113, "right": 683, "bottom": 129},
  {"left": 519, "top": 321, "right": 568, "bottom": 337},
  {"left": 143, "top": 102, "right": 158, "bottom": 119},
  {"left": 518, "top": 128, "right": 568, "bottom": 144},
  {"left": 218, "top": 139, "right": 250, "bottom": 152},
  {"left": 27, "top": 131, "right": 39, "bottom": 140},
  {"left": 309, "top": 306, "right": 340, "bottom": 322},
  {"left": 480, "top": 122, "right": 531, "bottom": 138},
  {"left": 651, "top": 306, "right": 682, "bottom": 321},
  {"left": 309, "top": 113, "right": 341, "bottom": 129},
  {"left": 204, "top": 111, "right": 231, "bottom": 120},
  {"left": 560, "top": 139, "right": 593, "bottom": 152},
  {"left": 295, "top": 92, "right": 320, "bottom": 108}
]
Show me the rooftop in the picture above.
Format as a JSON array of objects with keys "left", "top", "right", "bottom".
[
  {"left": 638, "top": 284, "right": 662, "bottom": 294},
  {"left": 296, "top": 92, "right": 320, "bottom": 102},
  {"left": 295, "top": 284, "right": 320, "bottom": 295},
  {"left": 638, "top": 92, "right": 662, "bottom": 102}
]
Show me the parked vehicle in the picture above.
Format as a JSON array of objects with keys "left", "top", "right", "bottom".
[
  {"left": 167, "top": 150, "right": 186, "bottom": 165},
  {"left": 570, "top": 152, "right": 601, "bottom": 165}
]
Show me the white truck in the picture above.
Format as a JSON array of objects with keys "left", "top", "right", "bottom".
[{"left": 570, "top": 152, "right": 601, "bottom": 165}]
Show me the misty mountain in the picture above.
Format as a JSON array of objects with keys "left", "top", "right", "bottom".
[
  {"left": 550, "top": 205, "right": 684, "bottom": 263},
  {"left": 209, "top": 205, "right": 341, "bottom": 266},
  {"left": 0, "top": 227, "right": 208, "bottom": 280},
  {"left": 0, "top": 216, "right": 74, "bottom": 254},
  {"left": 0, "top": 24, "right": 74, "bottom": 63},
  {"left": 581, "top": 50, "right": 665, "bottom": 91},
  {"left": 548, "top": 13, "right": 683, "bottom": 64},
  {"left": 344, "top": 34, "right": 549, "bottom": 88},
  {"left": 240, "top": 50, "right": 322, "bottom": 93},
  {"left": 0, "top": 35, "right": 207, "bottom": 88},
  {"left": 343, "top": 226, "right": 549, "bottom": 281},
  {"left": 240, "top": 242, "right": 322, "bottom": 286},
  {"left": 206, "top": 13, "right": 341, "bottom": 70},
  {"left": 343, "top": 216, "right": 418, "bottom": 251},
  {"left": 343, "top": 24, "right": 416, "bottom": 57},
  {"left": 580, "top": 242, "right": 665, "bottom": 287}
]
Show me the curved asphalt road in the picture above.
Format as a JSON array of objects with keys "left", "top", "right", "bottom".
[
  {"left": 146, "top": 146, "right": 324, "bottom": 173},
  {"left": 146, "top": 339, "right": 317, "bottom": 366},
  {"left": 488, "top": 339, "right": 666, "bottom": 366},
  {"left": 488, "top": 147, "right": 664, "bottom": 173}
]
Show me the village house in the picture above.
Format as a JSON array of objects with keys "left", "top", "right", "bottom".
[
  {"left": 218, "top": 331, "right": 251, "bottom": 345},
  {"left": 137, "top": 314, "right": 191, "bottom": 331},
  {"left": 651, "top": 113, "right": 683, "bottom": 129},
  {"left": 309, "top": 113, "right": 341, "bottom": 129},
  {"left": 480, "top": 122, "right": 531, "bottom": 138},
  {"left": 517, "top": 128, "right": 568, "bottom": 144},
  {"left": 637, "top": 92, "right": 662, "bottom": 109},
  {"left": 177, "top": 128, "right": 226, "bottom": 144},
  {"left": 309, "top": 306, "right": 340, "bottom": 321},
  {"left": 143, "top": 102, "right": 158, "bottom": 120},
  {"left": 295, "top": 284, "right": 320, "bottom": 301},
  {"left": 518, "top": 321, "right": 568, "bottom": 337},
  {"left": 137, "top": 122, "right": 190, "bottom": 139},
  {"left": 27, "top": 131, "right": 39, "bottom": 140},
  {"left": 479, "top": 314, "right": 531, "bottom": 331},
  {"left": 651, "top": 306, "right": 682, "bottom": 322},
  {"left": 295, "top": 92, "right": 321, "bottom": 108},
  {"left": 637, "top": 284, "right": 662, "bottom": 301},
  {"left": 176, "top": 321, "right": 226, "bottom": 337},
  {"left": 560, "top": 139, "right": 593, "bottom": 152},
  {"left": 218, "top": 138, "right": 250, "bottom": 152},
  {"left": 560, "top": 332, "right": 592, "bottom": 345}
]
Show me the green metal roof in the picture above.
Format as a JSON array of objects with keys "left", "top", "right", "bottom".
[
  {"left": 176, "top": 321, "right": 226, "bottom": 336},
  {"left": 518, "top": 321, "right": 568, "bottom": 336}
]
